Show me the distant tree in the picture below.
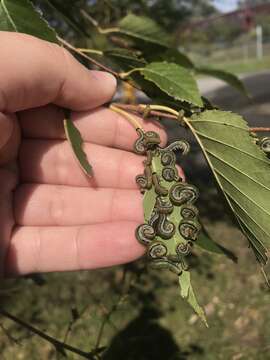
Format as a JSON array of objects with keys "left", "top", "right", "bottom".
[
  {"left": 238, "top": 0, "right": 270, "bottom": 7},
  {"left": 34, "top": 0, "right": 218, "bottom": 35}
]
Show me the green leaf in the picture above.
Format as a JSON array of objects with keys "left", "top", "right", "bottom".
[
  {"left": 179, "top": 270, "right": 190, "bottom": 298},
  {"left": 138, "top": 62, "right": 203, "bottom": 107},
  {"left": 147, "top": 48, "right": 194, "bottom": 69},
  {"left": 196, "top": 66, "right": 250, "bottom": 98},
  {"left": 43, "top": 0, "right": 88, "bottom": 37},
  {"left": 143, "top": 185, "right": 157, "bottom": 222},
  {"left": 104, "top": 48, "right": 146, "bottom": 71},
  {"left": 179, "top": 271, "right": 208, "bottom": 327},
  {"left": 117, "top": 13, "right": 170, "bottom": 48},
  {"left": 64, "top": 112, "right": 93, "bottom": 177},
  {"left": 0, "top": 0, "right": 57, "bottom": 42},
  {"left": 197, "top": 230, "right": 238, "bottom": 263},
  {"left": 143, "top": 155, "right": 165, "bottom": 222},
  {"left": 188, "top": 110, "right": 270, "bottom": 265}
]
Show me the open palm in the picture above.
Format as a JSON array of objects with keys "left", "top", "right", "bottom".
[{"left": 0, "top": 32, "right": 167, "bottom": 276}]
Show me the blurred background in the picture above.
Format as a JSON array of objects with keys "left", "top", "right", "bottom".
[{"left": 1, "top": 1, "right": 270, "bottom": 359}]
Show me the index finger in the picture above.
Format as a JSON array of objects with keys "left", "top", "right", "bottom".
[{"left": 0, "top": 32, "right": 116, "bottom": 113}]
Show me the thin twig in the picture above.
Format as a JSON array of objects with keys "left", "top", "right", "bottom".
[
  {"left": 0, "top": 322, "right": 20, "bottom": 345},
  {"left": 0, "top": 309, "right": 96, "bottom": 359},
  {"left": 94, "top": 295, "right": 127, "bottom": 352},
  {"left": 250, "top": 127, "right": 270, "bottom": 132},
  {"left": 63, "top": 306, "right": 78, "bottom": 344},
  {"left": 94, "top": 268, "right": 130, "bottom": 352},
  {"left": 85, "top": 287, "right": 119, "bottom": 333},
  {"left": 57, "top": 36, "right": 119, "bottom": 78},
  {"left": 80, "top": 9, "right": 119, "bottom": 34},
  {"left": 113, "top": 103, "right": 270, "bottom": 132}
]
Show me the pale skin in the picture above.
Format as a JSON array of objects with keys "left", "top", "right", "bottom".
[{"left": 0, "top": 32, "right": 185, "bottom": 277}]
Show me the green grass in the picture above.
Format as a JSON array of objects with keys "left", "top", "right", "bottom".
[{"left": 1, "top": 218, "right": 270, "bottom": 359}]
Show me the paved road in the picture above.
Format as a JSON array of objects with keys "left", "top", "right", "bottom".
[{"left": 198, "top": 70, "right": 270, "bottom": 128}]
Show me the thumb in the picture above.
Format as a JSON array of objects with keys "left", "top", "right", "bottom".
[
  {"left": 0, "top": 32, "right": 117, "bottom": 113},
  {"left": 0, "top": 112, "right": 20, "bottom": 166}
]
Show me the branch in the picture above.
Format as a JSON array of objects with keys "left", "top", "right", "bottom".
[
  {"left": 94, "top": 267, "right": 130, "bottom": 352},
  {"left": 250, "top": 127, "right": 270, "bottom": 133},
  {"left": 112, "top": 103, "right": 270, "bottom": 132},
  {"left": 0, "top": 309, "right": 97, "bottom": 359},
  {"left": 57, "top": 36, "right": 119, "bottom": 78}
]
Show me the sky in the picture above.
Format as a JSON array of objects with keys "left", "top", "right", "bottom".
[{"left": 213, "top": 0, "right": 238, "bottom": 13}]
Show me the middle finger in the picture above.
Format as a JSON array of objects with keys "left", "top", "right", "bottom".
[
  {"left": 14, "top": 184, "right": 143, "bottom": 226},
  {"left": 19, "top": 139, "right": 144, "bottom": 188}
]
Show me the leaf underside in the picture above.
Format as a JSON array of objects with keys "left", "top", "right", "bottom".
[
  {"left": 64, "top": 115, "right": 93, "bottom": 177},
  {"left": 189, "top": 110, "right": 270, "bottom": 265},
  {"left": 179, "top": 271, "right": 208, "bottom": 327}
]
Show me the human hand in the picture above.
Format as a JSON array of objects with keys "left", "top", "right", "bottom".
[{"left": 0, "top": 32, "right": 169, "bottom": 276}]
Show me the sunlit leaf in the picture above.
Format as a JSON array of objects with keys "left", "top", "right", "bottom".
[
  {"left": 64, "top": 111, "right": 93, "bottom": 177},
  {"left": 188, "top": 110, "right": 270, "bottom": 265},
  {"left": 116, "top": 13, "right": 170, "bottom": 47},
  {"left": 138, "top": 62, "right": 203, "bottom": 107},
  {"left": 0, "top": 0, "right": 57, "bottom": 42}
]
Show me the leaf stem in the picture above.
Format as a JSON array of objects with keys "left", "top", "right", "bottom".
[
  {"left": 57, "top": 36, "right": 119, "bottom": 78},
  {"left": 77, "top": 48, "right": 104, "bottom": 55},
  {"left": 112, "top": 103, "right": 270, "bottom": 132},
  {"left": 112, "top": 103, "right": 177, "bottom": 119},
  {"left": 110, "top": 105, "right": 143, "bottom": 129},
  {"left": 119, "top": 68, "right": 142, "bottom": 78},
  {"left": 144, "top": 104, "right": 179, "bottom": 116}
]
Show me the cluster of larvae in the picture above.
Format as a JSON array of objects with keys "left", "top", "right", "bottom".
[{"left": 134, "top": 129, "right": 201, "bottom": 275}]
